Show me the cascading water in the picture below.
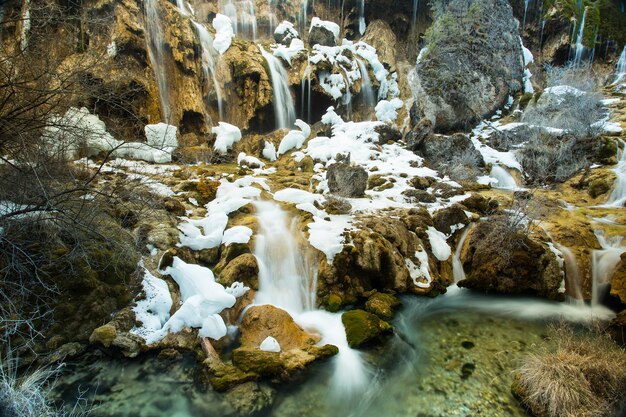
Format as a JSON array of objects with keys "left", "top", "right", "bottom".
[
  {"left": 357, "top": 59, "right": 376, "bottom": 109},
  {"left": 219, "top": 0, "right": 257, "bottom": 39},
  {"left": 489, "top": 165, "right": 518, "bottom": 190},
  {"left": 300, "top": 56, "right": 312, "bottom": 123},
  {"left": 145, "top": 0, "right": 171, "bottom": 123},
  {"left": 555, "top": 243, "right": 584, "bottom": 302},
  {"left": 253, "top": 201, "right": 369, "bottom": 395},
  {"left": 572, "top": 7, "right": 587, "bottom": 66},
  {"left": 522, "top": 0, "right": 530, "bottom": 29},
  {"left": 192, "top": 22, "right": 225, "bottom": 121},
  {"left": 614, "top": 45, "right": 626, "bottom": 84},
  {"left": 411, "top": 0, "right": 419, "bottom": 32},
  {"left": 452, "top": 226, "right": 473, "bottom": 282},
  {"left": 591, "top": 230, "right": 625, "bottom": 307},
  {"left": 603, "top": 139, "right": 626, "bottom": 207},
  {"left": 358, "top": 0, "right": 366, "bottom": 35},
  {"left": 259, "top": 45, "right": 296, "bottom": 129}
]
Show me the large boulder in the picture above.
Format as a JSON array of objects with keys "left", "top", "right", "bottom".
[
  {"left": 457, "top": 222, "right": 564, "bottom": 300},
  {"left": 412, "top": 0, "right": 524, "bottom": 132},
  {"left": 327, "top": 162, "right": 368, "bottom": 197},
  {"left": 410, "top": 132, "right": 484, "bottom": 169},
  {"left": 308, "top": 18, "right": 338, "bottom": 47},
  {"left": 341, "top": 309, "right": 393, "bottom": 348},
  {"left": 361, "top": 20, "right": 398, "bottom": 72}
]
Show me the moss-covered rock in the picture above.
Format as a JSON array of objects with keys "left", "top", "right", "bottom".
[
  {"left": 364, "top": 292, "right": 401, "bottom": 320},
  {"left": 325, "top": 293, "right": 343, "bottom": 312},
  {"left": 588, "top": 178, "right": 611, "bottom": 198},
  {"left": 341, "top": 309, "right": 393, "bottom": 348}
]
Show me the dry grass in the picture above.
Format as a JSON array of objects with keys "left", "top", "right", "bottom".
[{"left": 515, "top": 322, "right": 626, "bottom": 417}]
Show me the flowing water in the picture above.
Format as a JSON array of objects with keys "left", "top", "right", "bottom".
[
  {"left": 220, "top": 0, "right": 258, "bottom": 40},
  {"left": 451, "top": 226, "right": 473, "bottom": 283},
  {"left": 192, "top": 22, "right": 225, "bottom": 121},
  {"left": 259, "top": 46, "right": 296, "bottom": 130},
  {"left": 615, "top": 45, "right": 626, "bottom": 84},
  {"left": 145, "top": 0, "right": 171, "bottom": 123},
  {"left": 603, "top": 138, "right": 626, "bottom": 207},
  {"left": 358, "top": 0, "right": 366, "bottom": 35},
  {"left": 300, "top": 56, "right": 312, "bottom": 123},
  {"left": 489, "top": 165, "right": 518, "bottom": 190},
  {"left": 591, "top": 229, "right": 625, "bottom": 307},
  {"left": 572, "top": 8, "right": 587, "bottom": 66},
  {"left": 357, "top": 59, "right": 376, "bottom": 109}
]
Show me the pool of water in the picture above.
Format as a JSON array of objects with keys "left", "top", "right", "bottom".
[{"left": 54, "top": 287, "right": 610, "bottom": 417}]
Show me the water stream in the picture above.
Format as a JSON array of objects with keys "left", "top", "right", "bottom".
[
  {"left": 192, "top": 22, "right": 225, "bottom": 121},
  {"left": 591, "top": 229, "right": 625, "bottom": 307},
  {"left": 259, "top": 46, "right": 296, "bottom": 130},
  {"left": 615, "top": 45, "right": 626, "bottom": 84},
  {"left": 572, "top": 8, "right": 587, "bottom": 66},
  {"left": 489, "top": 165, "right": 519, "bottom": 190},
  {"left": 603, "top": 138, "right": 626, "bottom": 207},
  {"left": 357, "top": 58, "right": 376, "bottom": 109},
  {"left": 144, "top": 0, "right": 171, "bottom": 123}
]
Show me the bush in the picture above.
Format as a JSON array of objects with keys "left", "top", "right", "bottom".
[{"left": 514, "top": 322, "right": 626, "bottom": 417}]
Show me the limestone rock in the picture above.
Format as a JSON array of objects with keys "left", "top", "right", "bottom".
[
  {"left": 609, "top": 253, "right": 626, "bottom": 305},
  {"left": 433, "top": 204, "right": 469, "bottom": 235},
  {"left": 341, "top": 309, "right": 393, "bottom": 348},
  {"left": 217, "top": 253, "right": 259, "bottom": 290},
  {"left": 327, "top": 162, "right": 368, "bottom": 197},
  {"left": 308, "top": 24, "right": 336, "bottom": 47},
  {"left": 364, "top": 292, "right": 401, "bottom": 320},
  {"left": 361, "top": 20, "right": 398, "bottom": 72}
]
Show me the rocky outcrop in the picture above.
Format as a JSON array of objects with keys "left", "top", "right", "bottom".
[
  {"left": 361, "top": 20, "right": 397, "bottom": 72},
  {"left": 410, "top": 133, "right": 484, "bottom": 170},
  {"left": 458, "top": 222, "right": 564, "bottom": 300},
  {"left": 412, "top": 0, "right": 524, "bottom": 132},
  {"left": 308, "top": 22, "right": 337, "bottom": 47},
  {"left": 326, "top": 162, "right": 368, "bottom": 197},
  {"left": 610, "top": 253, "right": 626, "bottom": 305}
]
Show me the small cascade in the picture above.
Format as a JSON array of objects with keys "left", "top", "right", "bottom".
[
  {"left": 411, "top": 0, "right": 419, "bottom": 32},
  {"left": 176, "top": 0, "right": 191, "bottom": 15},
  {"left": 452, "top": 226, "right": 473, "bottom": 283},
  {"left": 253, "top": 201, "right": 369, "bottom": 394},
  {"left": 357, "top": 59, "right": 376, "bottom": 109},
  {"left": 591, "top": 230, "right": 625, "bottom": 307},
  {"left": 571, "top": 7, "right": 587, "bottom": 66},
  {"left": 603, "top": 139, "right": 626, "bottom": 207},
  {"left": 522, "top": 0, "right": 530, "bottom": 29},
  {"left": 219, "top": 0, "right": 257, "bottom": 40},
  {"left": 358, "top": 0, "right": 366, "bottom": 35},
  {"left": 192, "top": 22, "right": 225, "bottom": 121},
  {"left": 341, "top": 71, "right": 353, "bottom": 120},
  {"left": 489, "top": 165, "right": 518, "bottom": 190},
  {"left": 259, "top": 45, "right": 296, "bottom": 130},
  {"left": 145, "top": 0, "right": 171, "bottom": 123},
  {"left": 554, "top": 243, "right": 584, "bottom": 302},
  {"left": 614, "top": 45, "right": 626, "bottom": 84},
  {"left": 300, "top": 56, "right": 312, "bottom": 123}
]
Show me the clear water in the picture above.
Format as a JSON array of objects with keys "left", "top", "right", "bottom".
[{"left": 53, "top": 287, "right": 612, "bottom": 417}]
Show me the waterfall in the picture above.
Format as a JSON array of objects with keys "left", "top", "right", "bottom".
[
  {"left": 614, "top": 45, "right": 626, "bottom": 84},
  {"left": 572, "top": 8, "right": 587, "bottom": 66},
  {"left": 357, "top": 59, "right": 376, "bottom": 109},
  {"left": 259, "top": 45, "right": 296, "bottom": 130},
  {"left": 489, "top": 165, "right": 518, "bottom": 190},
  {"left": 220, "top": 0, "right": 257, "bottom": 40},
  {"left": 253, "top": 201, "right": 369, "bottom": 394},
  {"left": 411, "top": 0, "right": 418, "bottom": 32},
  {"left": 300, "top": 57, "right": 312, "bottom": 123},
  {"left": 452, "top": 226, "right": 473, "bottom": 282},
  {"left": 522, "top": 0, "right": 531, "bottom": 29},
  {"left": 358, "top": 0, "right": 366, "bottom": 35},
  {"left": 192, "top": 22, "right": 225, "bottom": 121},
  {"left": 554, "top": 243, "right": 584, "bottom": 302},
  {"left": 603, "top": 139, "right": 626, "bottom": 207},
  {"left": 145, "top": 0, "right": 171, "bottom": 123},
  {"left": 591, "top": 230, "right": 625, "bottom": 307}
]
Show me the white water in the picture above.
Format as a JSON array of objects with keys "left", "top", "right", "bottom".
[
  {"left": 259, "top": 46, "right": 296, "bottom": 130},
  {"left": 603, "top": 139, "right": 626, "bottom": 207},
  {"left": 300, "top": 57, "right": 312, "bottom": 123},
  {"left": 572, "top": 8, "right": 587, "bottom": 66},
  {"left": 522, "top": 0, "right": 530, "bottom": 29},
  {"left": 358, "top": 0, "right": 366, "bottom": 35},
  {"left": 591, "top": 230, "right": 625, "bottom": 307},
  {"left": 411, "top": 0, "right": 418, "bottom": 32},
  {"left": 145, "top": 0, "right": 171, "bottom": 123},
  {"left": 489, "top": 165, "right": 518, "bottom": 190},
  {"left": 614, "top": 45, "right": 626, "bottom": 84},
  {"left": 220, "top": 0, "right": 257, "bottom": 40},
  {"left": 253, "top": 201, "right": 369, "bottom": 395},
  {"left": 193, "top": 22, "right": 225, "bottom": 121},
  {"left": 555, "top": 243, "right": 584, "bottom": 301},
  {"left": 452, "top": 226, "right": 473, "bottom": 283},
  {"left": 357, "top": 59, "right": 376, "bottom": 109}
]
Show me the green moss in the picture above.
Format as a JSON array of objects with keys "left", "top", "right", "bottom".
[
  {"left": 326, "top": 293, "right": 343, "bottom": 312},
  {"left": 208, "top": 363, "right": 259, "bottom": 392},
  {"left": 588, "top": 178, "right": 610, "bottom": 198},
  {"left": 364, "top": 292, "right": 401, "bottom": 320},
  {"left": 231, "top": 349, "right": 284, "bottom": 376},
  {"left": 341, "top": 309, "right": 393, "bottom": 348}
]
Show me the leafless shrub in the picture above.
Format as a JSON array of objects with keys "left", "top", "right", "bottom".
[
  {"left": 440, "top": 148, "right": 482, "bottom": 181},
  {"left": 515, "top": 322, "right": 626, "bottom": 417}
]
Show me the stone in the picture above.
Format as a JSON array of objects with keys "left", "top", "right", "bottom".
[
  {"left": 588, "top": 178, "right": 611, "bottom": 198},
  {"left": 327, "top": 162, "right": 368, "bottom": 197},
  {"left": 364, "top": 292, "right": 401, "bottom": 320},
  {"left": 308, "top": 24, "right": 336, "bottom": 47},
  {"left": 361, "top": 20, "right": 398, "bottom": 72},
  {"left": 89, "top": 324, "right": 117, "bottom": 348},
  {"left": 224, "top": 382, "right": 274, "bottom": 416},
  {"left": 411, "top": 0, "right": 524, "bottom": 132},
  {"left": 163, "top": 197, "right": 186, "bottom": 216},
  {"left": 341, "top": 309, "right": 393, "bottom": 348},
  {"left": 406, "top": 118, "right": 434, "bottom": 152},
  {"left": 374, "top": 123, "right": 402, "bottom": 143},
  {"left": 402, "top": 189, "right": 436, "bottom": 203},
  {"left": 433, "top": 204, "right": 469, "bottom": 235},
  {"left": 460, "top": 193, "right": 490, "bottom": 214},
  {"left": 609, "top": 253, "right": 626, "bottom": 305},
  {"left": 323, "top": 195, "right": 352, "bottom": 215},
  {"left": 217, "top": 253, "right": 259, "bottom": 289},
  {"left": 410, "top": 133, "right": 484, "bottom": 170}
]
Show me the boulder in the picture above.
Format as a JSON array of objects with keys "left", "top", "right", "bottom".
[
  {"left": 327, "top": 162, "right": 368, "bottom": 197},
  {"left": 364, "top": 292, "right": 401, "bottom": 320},
  {"left": 217, "top": 253, "right": 259, "bottom": 289},
  {"left": 341, "top": 309, "right": 393, "bottom": 348},
  {"left": 609, "top": 253, "right": 626, "bottom": 305},
  {"left": 410, "top": 133, "right": 484, "bottom": 169},
  {"left": 308, "top": 21, "right": 337, "bottom": 47},
  {"left": 402, "top": 189, "right": 436, "bottom": 203},
  {"left": 411, "top": 0, "right": 524, "bottom": 132},
  {"left": 433, "top": 204, "right": 469, "bottom": 235},
  {"left": 457, "top": 222, "right": 564, "bottom": 300},
  {"left": 374, "top": 123, "right": 402, "bottom": 143},
  {"left": 406, "top": 117, "right": 434, "bottom": 152},
  {"left": 361, "top": 20, "right": 398, "bottom": 72}
]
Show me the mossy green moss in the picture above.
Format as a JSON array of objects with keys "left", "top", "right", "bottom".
[
  {"left": 364, "top": 292, "right": 401, "bottom": 320},
  {"left": 341, "top": 309, "right": 393, "bottom": 348}
]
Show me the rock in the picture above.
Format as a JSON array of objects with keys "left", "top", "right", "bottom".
[
  {"left": 374, "top": 123, "right": 402, "bottom": 143},
  {"left": 322, "top": 195, "right": 352, "bottom": 214},
  {"left": 325, "top": 293, "right": 343, "bottom": 312},
  {"left": 308, "top": 22, "right": 337, "bottom": 47},
  {"left": 89, "top": 324, "right": 117, "bottom": 347},
  {"left": 406, "top": 118, "right": 434, "bottom": 152},
  {"left": 163, "top": 198, "right": 186, "bottom": 216},
  {"left": 361, "top": 20, "right": 398, "bottom": 72},
  {"left": 364, "top": 292, "right": 401, "bottom": 320},
  {"left": 588, "top": 178, "right": 611, "bottom": 198},
  {"left": 217, "top": 253, "right": 259, "bottom": 290},
  {"left": 410, "top": 175, "right": 435, "bottom": 190},
  {"left": 402, "top": 189, "right": 436, "bottom": 203},
  {"left": 433, "top": 204, "right": 469, "bottom": 235},
  {"left": 412, "top": 0, "right": 523, "bottom": 132},
  {"left": 341, "top": 309, "right": 393, "bottom": 348},
  {"left": 609, "top": 253, "right": 626, "bottom": 305},
  {"left": 327, "top": 162, "right": 368, "bottom": 197},
  {"left": 460, "top": 193, "right": 490, "bottom": 214},
  {"left": 224, "top": 382, "right": 274, "bottom": 416},
  {"left": 410, "top": 133, "right": 484, "bottom": 170},
  {"left": 458, "top": 222, "right": 564, "bottom": 300}
]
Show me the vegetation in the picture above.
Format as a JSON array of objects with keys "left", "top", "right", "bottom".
[{"left": 514, "top": 322, "right": 626, "bottom": 417}]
